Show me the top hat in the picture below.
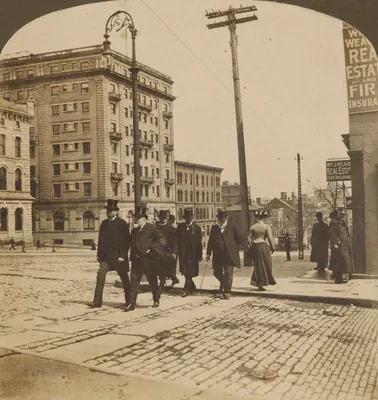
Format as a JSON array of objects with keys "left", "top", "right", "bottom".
[
  {"left": 254, "top": 209, "right": 271, "bottom": 219},
  {"left": 135, "top": 205, "right": 148, "bottom": 219},
  {"left": 105, "top": 199, "right": 119, "bottom": 211},
  {"left": 157, "top": 209, "right": 170, "bottom": 220},
  {"left": 216, "top": 208, "right": 227, "bottom": 220},
  {"left": 183, "top": 207, "right": 194, "bottom": 218}
]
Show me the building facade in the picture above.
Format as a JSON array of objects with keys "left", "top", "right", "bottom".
[
  {"left": 175, "top": 161, "right": 222, "bottom": 246},
  {"left": 0, "top": 99, "right": 34, "bottom": 244},
  {"left": 221, "top": 181, "right": 251, "bottom": 207},
  {"left": 0, "top": 46, "right": 176, "bottom": 245}
]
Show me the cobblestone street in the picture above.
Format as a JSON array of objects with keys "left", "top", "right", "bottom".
[{"left": 0, "top": 253, "right": 377, "bottom": 400}]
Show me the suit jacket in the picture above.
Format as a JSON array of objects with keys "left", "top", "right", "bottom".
[
  {"left": 97, "top": 217, "right": 131, "bottom": 271},
  {"left": 310, "top": 221, "right": 329, "bottom": 263},
  {"left": 156, "top": 222, "right": 178, "bottom": 255},
  {"left": 207, "top": 224, "right": 241, "bottom": 268},
  {"left": 177, "top": 222, "right": 203, "bottom": 277},
  {"left": 130, "top": 222, "right": 159, "bottom": 264}
]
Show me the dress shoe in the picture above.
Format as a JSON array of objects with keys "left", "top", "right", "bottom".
[
  {"left": 123, "top": 303, "right": 135, "bottom": 312},
  {"left": 223, "top": 293, "right": 231, "bottom": 300},
  {"left": 171, "top": 277, "right": 180, "bottom": 285},
  {"left": 87, "top": 302, "right": 102, "bottom": 308},
  {"left": 181, "top": 291, "right": 189, "bottom": 297},
  {"left": 152, "top": 300, "right": 160, "bottom": 308}
]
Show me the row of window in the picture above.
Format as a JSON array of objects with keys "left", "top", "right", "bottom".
[
  {"left": 110, "top": 105, "right": 169, "bottom": 129},
  {"left": 0, "top": 208, "right": 23, "bottom": 232},
  {"left": 176, "top": 172, "right": 221, "bottom": 187},
  {"left": 52, "top": 142, "right": 91, "bottom": 156},
  {"left": 53, "top": 162, "right": 91, "bottom": 176},
  {"left": 0, "top": 117, "right": 22, "bottom": 130},
  {"left": 109, "top": 76, "right": 169, "bottom": 94},
  {"left": 0, "top": 134, "right": 22, "bottom": 157},
  {"left": 53, "top": 182, "right": 92, "bottom": 198},
  {"left": 51, "top": 82, "right": 89, "bottom": 96},
  {"left": 177, "top": 189, "right": 221, "bottom": 203},
  {"left": 120, "top": 143, "right": 170, "bottom": 162},
  {"left": 52, "top": 102, "right": 90, "bottom": 115},
  {"left": 0, "top": 167, "right": 23, "bottom": 191},
  {"left": 177, "top": 208, "right": 214, "bottom": 223},
  {"left": 52, "top": 121, "right": 90, "bottom": 135}
]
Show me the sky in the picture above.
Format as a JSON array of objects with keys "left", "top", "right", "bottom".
[{"left": 1, "top": 0, "right": 350, "bottom": 198}]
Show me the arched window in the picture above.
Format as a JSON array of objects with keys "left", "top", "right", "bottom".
[
  {"left": 0, "top": 208, "right": 8, "bottom": 231},
  {"left": 15, "top": 121, "right": 20, "bottom": 129},
  {"left": 177, "top": 172, "right": 180, "bottom": 183},
  {"left": 211, "top": 192, "right": 214, "bottom": 202},
  {"left": 201, "top": 175, "right": 204, "bottom": 186},
  {"left": 206, "top": 192, "right": 209, "bottom": 202},
  {"left": 207, "top": 208, "right": 209, "bottom": 219},
  {"left": 185, "top": 190, "right": 188, "bottom": 202},
  {"left": 211, "top": 208, "right": 214, "bottom": 219},
  {"left": 196, "top": 175, "right": 199, "bottom": 186},
  {"left": 196, "top": 191, "right": 199, "bottom": 202},
  {"left": 190, "top": 191, "right": 193, "bottom": 202},
  {"left": 15, "top": 168, "right": 22, "bottom": 191},
  {"left": 0, "top": 134, "right": 5, "bottom": 156},
  {"left": 15, "top": 208, "right": 23, "bottom": 231},
  {"left": 202, "top": 191, "right": 205, "bottom": 202},
  {"left": 0, "top": 167, "right": 7, "bottom": 190},
  {"left": 0, "top": 118, "right": 5, "bottom": 126},
  {"left": 206, "top": 176, "right": 209, "bottom": 186},
  {"left": 15, "top": 137, "right": 21, "bottom": 157},
  {"left": 190, "top": 174, "right": 193, "bottom": 185},
  {"left": 211, "top": 177, "right": 214, "bottom": 187},
  {"left": 184, "top": 173, "right": 187, "bottom": 184},
  {"left": 54, "top": 211, "right": 65, "bottom": 231},
  {"left": 83, "top": 211, "right": 95, "bottom": 231}
]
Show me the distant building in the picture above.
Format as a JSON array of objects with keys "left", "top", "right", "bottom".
[
  {"left": 175, "top": 160, "right": 222, "bottom": 246},
  {"left": 266, "top": 197, "right": 297, "bottom": 240},
  {"left": 0, "top": 99, "right": 34, "bottom": 244},
  {"left": 225, "top": 203, "right": 260, "bottom": 239},
  {"left": 221, "top": 181, "right": 251, "bottom": 207}
]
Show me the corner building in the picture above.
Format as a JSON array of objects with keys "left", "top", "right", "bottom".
[
  {"left": 175, "top": 160, "right": 222, "bottom": 247},
  {"left": 0, "top": 46, "right": 176, "bottom": 245},
  {"left": 0, "top": 99, "right": 34, "bottom": 244}
]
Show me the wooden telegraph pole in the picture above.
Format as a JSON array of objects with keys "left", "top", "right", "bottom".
[
  {"left": 296, "top": 153, "right": 304, "bottom": 260},
  {"left": 206, "top": 6, "right": 258, "bottom": 264}
]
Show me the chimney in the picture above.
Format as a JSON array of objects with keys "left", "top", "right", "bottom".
[{"left": 280, "top": 192, "right": 287, "bottom": 202}]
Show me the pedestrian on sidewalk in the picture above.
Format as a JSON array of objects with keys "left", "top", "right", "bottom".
[
  {"left": 248, "top": 210, "right": 276, "bottom": 291},
  {"left": 9, "top": 237, "right": 16, "bottom": 251},
  {"left": 168, "top": 214, "right": 176, "bottom": 228},
  {"left": 284, "top": 233, "right": 292, "bottom": 261},
  {"left": 125, "top": 205, "right": 162, "bottom": 311},
  {"left": 87, "top": 199, "right": 131, "bottom": 309},
  {"left": 177, "top": 207, "right": 203, "bottom": 297},
  {"left": 310, "top": 212, "right": 329, "bottom": 273},
  {"left": 328, "top": 210, "right": 338, "bottom": 278},
  {"left": 206, "top": 209, "right": 241, "bottom": 299},
  {"left": 36, "top": 237, "right": 41, "bottom": 250},
  {"left": 155, "top": 209, "right": 179, "bottom": 292},
  {"left": 329, "top": 209, "right": 354, "bottom": 284}
]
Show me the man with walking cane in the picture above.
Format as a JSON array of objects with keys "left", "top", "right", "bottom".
[
  {"left": 177, "top": 207, "right": 203, "bottom": 297},
  {"left": 206, "top": 209, "right": 241, "bottom": 299}
]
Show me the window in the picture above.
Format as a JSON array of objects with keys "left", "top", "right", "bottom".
[
  {"left": 144, "top": 149, "right": 148, "bottom": 159},
  {"left": 30, "top": 144, "right": 35, "bottom": 159},
  {"left": 156, "top": 151, "right": 159, "bottom": 161},
  {"left": 15, "top": 137, "right": 21, "bottom": 157},
  {"left": 202, "top": 191, "right": 205, "bottom": 202},
  {"left": 53, "top": 144, "right": 60, "bottom": 156},
  {"left": 156, "top": 185, "right": 160, "bottom": 197},
  {"left": 211, "top": 193, "right": 214, "bottom": 202},
  {"left": 83, "top": 162, "right": 91, "bottom": 174},
  {"left": 53, "top": 164, "right": 61, "bottom": 176},
  {"left": 144, "top": 166, "right": 148, "bottom": 177},
  {"left": 155, "top": 117, "right": 158, "bottom": 126},
  {"left": 111, "top": 162, "right": 117, "bottom": 173},
  {"left": 63, "top": 143, "right": 79, "bottom": 152},
  {"left": 0, "top": 167, "right": 7, "bottom": 190},
  {"left": 184, "top": 173, "right": 188, "bottom": 184},
  {"left": 111, "top": 142, "right": 117, "bottom": 155},
  {"left": 143, "top": 113, "right": 147, "bottom": 123},
  {"left": 110, "top": 83, "right": 116, "bottom": 93},
  {"left": 190, "top": 191, "right": 193, "bottom": 202},
  {"left": 126, "top": 164, "right": 130, "bottom": 175},
  {"left": 206, "top": 192, "right": 209, "bottom": 202},
  {"left": 216, "top": 193, "right": 221, "bottom": 203},
  {"left": 83, "top": 142, "right": 91, "bottom": 154},
  {"left": 125, "top": 107, "right": 129, "bottom": 118},
  {"left": 164, "top": 120, "right": 169, "bottom": 129},
  {"left": 156, "top": 168, "right": 160, "bottom": 178},
  {"left": 166, "top": 187, "right": 170, "bottom": 198},
  {"left": 166, "top": 169, "right": 170, "bottom": 179},
  {"left": 185, "top": 190, "right": 188, "bottom": 202},
  {"left": 53, "top": 184, "right": 61, "bottom": 198},
  {"left": 110, "top": 102, "right": 116, "bottom": 114},
  {"left": 144, "top": 185, "right": 149, "bottom": 197},
  {"left": 83, "top": 183, "right": 92, "bottom": 198},
  {"left": 0, "top": 208, "right": 8, "bottom": 231},
  {"left": 126, "top": 183, "right": 130, "bottom": 196},
  {"left": 82, "top": 122, "right": 90, "bottom": 133},
  {"left": 190, "top": 174, "right": 193, "bottom": 185},
  {"left": 112, "top": 182, "right": 118, "bottom": 196},
  {"left": 51, "top": 65, "right": 60, "bottom": 74},
  {"left": 138, "top": 112, "right": 141, "bottom": 122},
  {"left": 3, "top": 92, "right": 9, "bottom": 101},
  {"left": 125, "top": 145, "right": 129, "bottom": 156},
  {"left": 154, "top": 100, "right": 158, "bottom": 109},
  {"left": 3, "top": 73, "right": 10, "bottom": 82},
  {"left": 27, "top": 69, "right": 34, "bottom": 77},
  {"left": 83, "top": 210, "right": 94, "bottom": 229},
  {"left": 165, "top": 153, "right": 170, "bottom": 163},
  {"left": 63, "top": 123, "right": 78, "bottom": 132},
  {"left": 196, "top": 175, "right": 199, "bottom": 186},
  {"left": 125, "top": 126, "right": 129, "bottom": 136},
  {"left": 81, "top": 61, "right": 89, "bottom": 70},
  {"left": 17, "top": 70, "right": 24, "bottom": 79},
  {"left": 52, "top": 105, "right": 59, "bottom": 115},
  {"left": 82, "top": 102, "right": 90, "bottom": 113},
  {"left": 15, "top": 121, "right": 20, "bottom": 130},
  {"left": 211, "top": 177, "right": 214, "bottom": 186},
  {"left": 196, "top": 191, "right": 199, "bottom": 202},
  {"left": 54, "top": 211, "right": 64, "bottom": 231},
  {"left": 163, "top": 86, "right": 168, "bottom": 93},
  {"left": 15, "top": 208, "right": 23, "bottom": 231},
  {"left": 0, "top": 134, "right": 5, "bottom": 156},
  {"left": 51, "top": 86, "right": 59, "bottom": 96},
  {"left": 201, "top": 175, "right": 204, "bottom": 186},
  {"left": 81, "top": 83, "right": 89, "bottom": 93},
  {"left": 27, "top": 89, "right": 34, "bottom": 99},
  {"left": 110, "top": 122, "right": 116, "bottom": 132},
  {"left": 206, "top": 176, "right": 209, "bottom": 186},
  {"left": 52, "top": 125, "right": 60, "bottom": 135}
]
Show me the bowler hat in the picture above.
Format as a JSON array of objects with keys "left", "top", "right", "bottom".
[
  {"left": 216, "top": 208, "right": 227, "bottom": 220},
  {"left": 157, "top": 209, "right": 170, "bottom": 219},
  {"left": 183, "top": 207, "right": 193, "bottom": 218},
  {"left": 135, "top": 205, "right": 148, "bottom": 219},
  {"left": 254, "top": 209, "right": 271, "bottom": 219},
  {"left": 105, "top": 199, "right": 119, "bottom": 211}
]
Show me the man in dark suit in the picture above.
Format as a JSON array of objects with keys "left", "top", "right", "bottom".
[
  {"left": 177, "top": 207, "right": 203, "bottom": 297},
  {"left": 87, "top": 199, "right": 131, "bottom": 308},
  {"left": 310, "top": 212, "right": 329, "bottom": 273},
  {"left": 156, "top": 210, "right": 179, "bottom": 291},
  {"left": 206, "top": 209, "right": 241, "bottom": 299},
  {"left": 125, "top": 205, "right": 161, "bottom": 311}
]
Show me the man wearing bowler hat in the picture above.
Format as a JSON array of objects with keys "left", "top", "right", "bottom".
[
  {"left": 177, "top": 207, "right": 203, "bottom": 297},
  {"left": 156, "top": 209, "right": 179, "bottom": 291},
  {"left": 206, "top": 209, "right": 241, "bottom": 299},
  {"left": 125, "top": 205, "right": 161, "bottom": 311},
  {"left": 88, "top": 199, "right": 131, "bottom": 308}
]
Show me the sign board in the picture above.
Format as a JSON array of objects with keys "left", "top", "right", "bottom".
[
  {"left": 343, "top": 23, "right": 378, "bottom": 114},
  {"left": 326, "top": 159, "right": 351, "bottom": 182},
  {"left": 345, "top": 196, "right": 353, "bottom": 209}
]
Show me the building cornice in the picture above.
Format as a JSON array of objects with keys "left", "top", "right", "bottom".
[{"left": 175, "top": 160, "right": 223, "bottom": 172}]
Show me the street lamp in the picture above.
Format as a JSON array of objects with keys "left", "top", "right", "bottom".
[{"left": 103, "top": 11, "right": 141, "bottom": 212}]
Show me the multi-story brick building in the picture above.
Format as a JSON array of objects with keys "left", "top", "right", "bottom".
[
  {"left": 221, "top": 181, "right": 252, "bottom": 207},
  {"left": 0, "top": 99, "right": 34, "bottom": 244},
  {"left": 0, "top": 45, "right": 176, "bottom": 245},
  {"left": 175, "top": 160, "right": 222, "bottom": 246}
]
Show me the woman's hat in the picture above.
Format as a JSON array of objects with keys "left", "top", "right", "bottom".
[
  {"left": 105, "top": 199, "right": 119, "bottom": 211},
  {"left": 254, "top": 209, "right": 271, "bottom": 219}
]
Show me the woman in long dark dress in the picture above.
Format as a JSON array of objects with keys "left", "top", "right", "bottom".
[{"left": 249, "top": 210, "right": 276, "bottom": 291}]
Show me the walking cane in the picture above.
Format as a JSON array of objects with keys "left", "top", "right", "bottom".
[{"left": 198, "top": 261, "right": 209, "bottom": 296}]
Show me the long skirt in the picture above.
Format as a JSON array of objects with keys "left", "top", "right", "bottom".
[{"left": 250, "top": 242, "right": 276, "bottom": 287}]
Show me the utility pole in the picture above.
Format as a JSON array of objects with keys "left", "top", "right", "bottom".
[
  {"left": 296, "top": 153, "right": 304, "bottom": 260},
  {"left": 206, "top": 6, "right": 257, "bottom": 264}
]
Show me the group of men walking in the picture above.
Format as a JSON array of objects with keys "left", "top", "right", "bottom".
[
  {"left": 310, "top": 209, "right": 354, "bottom": 283},
  {"left": 88, "top": 200, "right": 242, "bottom": 311}
]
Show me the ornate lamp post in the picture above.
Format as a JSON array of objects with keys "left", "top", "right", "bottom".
[{"left": 103, "top": 11, "right": 141, "bottom": 211}]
